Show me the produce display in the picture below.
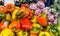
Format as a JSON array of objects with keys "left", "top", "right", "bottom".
[{"left": 0, "top": 0, "right": 60, "bottom": 36}]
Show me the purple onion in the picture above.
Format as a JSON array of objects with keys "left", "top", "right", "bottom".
[
  {"left": 53, "top": 18, "right": 57, "bottom": 24},
  {"left": 54, "top": 12, "right": 58, "bottom": 18},
  {"left": 48, "top": 14, "right": 55, "bottom": 22},
  {"left": 29, "top": 3, "right": 37, "bottom": 10},
  {"left": 48, "top": 22, "right": 52, "bottom": 25},
  {"left": 43, "top": 7, "right": 51, "bottom": 14},
  {"left": 34, "top": 8, "right": 41, "bottom": 15},
  {"left": 36, "top": 1, "right": 45, "bottom": 9}
]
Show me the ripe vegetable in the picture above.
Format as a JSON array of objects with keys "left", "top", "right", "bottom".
[
  {"left": 0, "top": 6, "right": 7, "bottom": 12},
  {"left": 17, "top": 7, "right": 33, "bottom": 19},
  {"left": 31, "top": 16, "right": 37, "bottom": 23},
  {"left": 12, "top": 9, "right": 19, "bottom": 20},
  {"left": 37, "top": 1, "right": 45, "bottom": 9},
  {"left": 0, "top": 20, "right": 9, "bottom": 30},
  {"left": 37, "top": 14, "right": 48, "bottom": 26},
  {"left": 43, "top": 7, "right": 51, "bottom": 14},
  {"left": 21, "top": 4, "right": 28, "bottom": 8},
  {"left": 31, "top": 24, "right": 42, "bottom": 33},
  {"left": 48, "top": 14, "right": 54, "bottom": 22},
  {"left": 47, "top": 24, "right": 59, "bottom": 36},
  {"left": 39, "top": 31, "right": 51, "bottom": 36},
  {"left": 34, "top": 8, "right": 41, "bottom": 15},
  {"left": 27, "top": 8, "right": 33, "bottom": 18},
  {"left": 30, "top": 32, "right": 38, "bottom": 36},
  {"left": 9, "top": 20, "right": 21, "bottom": 31},
  {"left": 0, "top": 28, "right": 15, "bottom": 36},
  {"left": 17, "top": 30, "right": 28, "bottom": 36},
  {"left": 29, "top": 3, "right": 37, "bottom": 10},
  {"left": 22, "top": 18, "right": 32, "bottom": 30},
  {"left": 6, "top": 4, "right": 15, "bottom": 12},
  {"left": 0, "top": 13, "right": 5, "bottom": 21},
  {"left": 6, "top": 13, "right": 11, "bottom": 21}
]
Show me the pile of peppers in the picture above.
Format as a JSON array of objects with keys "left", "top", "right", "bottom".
[{"left": 0, "top": 0, "right": 60, "bottom": 36}]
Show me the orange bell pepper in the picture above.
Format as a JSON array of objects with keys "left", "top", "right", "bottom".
[
  {"left": 6, "top": 4, "right": 15, "bottom": 12},
  {"left": 37, "top": 14, "right": 48, "bottom": 26},
  {"left": 9, "top": 20, "right": 21, "bottom": 29}
]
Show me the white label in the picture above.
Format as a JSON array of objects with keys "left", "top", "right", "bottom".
[{"left": 4, "top": 0, "right": 15, "bottom": 6}]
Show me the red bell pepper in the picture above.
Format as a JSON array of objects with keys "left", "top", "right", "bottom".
[
  {"left": 0, "top": 6, "right": 7, "bottom": 12},
  {"left": 0, "top": 20, "right": 8, "bottom": 30},
  {"left": 9, "top": 20, "right": 21, "bottom": 29},
  {"left": 21, "top": 18, "right": 32, "bottom": 30}
]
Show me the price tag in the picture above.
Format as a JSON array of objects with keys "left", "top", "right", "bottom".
[{"left": 4, "top": 0, "right": 15, "bottom": 6}]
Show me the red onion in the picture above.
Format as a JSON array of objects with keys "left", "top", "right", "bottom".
[
  {"left": 54, "top": 12, "right": 58, "bottom": 18},
  {"left": 34, "top": 8, "right": 41, "bottom": 15},
  {"left": 48, "top": 14, "right": 55, "bottom": 22},
  {"left": 53, "top": 18, "right": 57, "bottom": 24},
  {"left": 48, "top": 22, "right": 52, "bottom": 25},
  {"left": 36, "top": 1, "right": 45, "bottom": 9},
  {"left": 43, "top": 7, "right": 51, "bottom": 14},
  {"left": 29, "top": 3, "right": 37, "bottom": 10}
]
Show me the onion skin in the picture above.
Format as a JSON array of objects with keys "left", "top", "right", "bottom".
[
  {"left": 29, "top": 3, "right": 37, "bottom": 10},
  {"left": 37, "top": 1, "right": 45, "bottom": 9}
]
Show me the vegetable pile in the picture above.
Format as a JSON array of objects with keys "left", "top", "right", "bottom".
[{"left": 0, "top": 0, "right": 60, "bottom": 36}]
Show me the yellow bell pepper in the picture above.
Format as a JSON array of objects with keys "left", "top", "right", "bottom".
[
  {"left": 31, "top": 16, "right": 37, "bottom": 23},
  {"left": 39, "top": 31, "right": 51, "bottom": 36},
  {"left": 6, "top": 13, "right": 11, "bottom": 21},
  {"left": 0, "top": 28, "right": 15, "bottom": 36},
  {"left": 12, "top": 10, "right": 18, "bottom": 20},
  {"left": 31, "top": 24, "right": 42, "bottom": 33},
  {"left": 17, "top": 30, "right": 28, "bottom": 36}
]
